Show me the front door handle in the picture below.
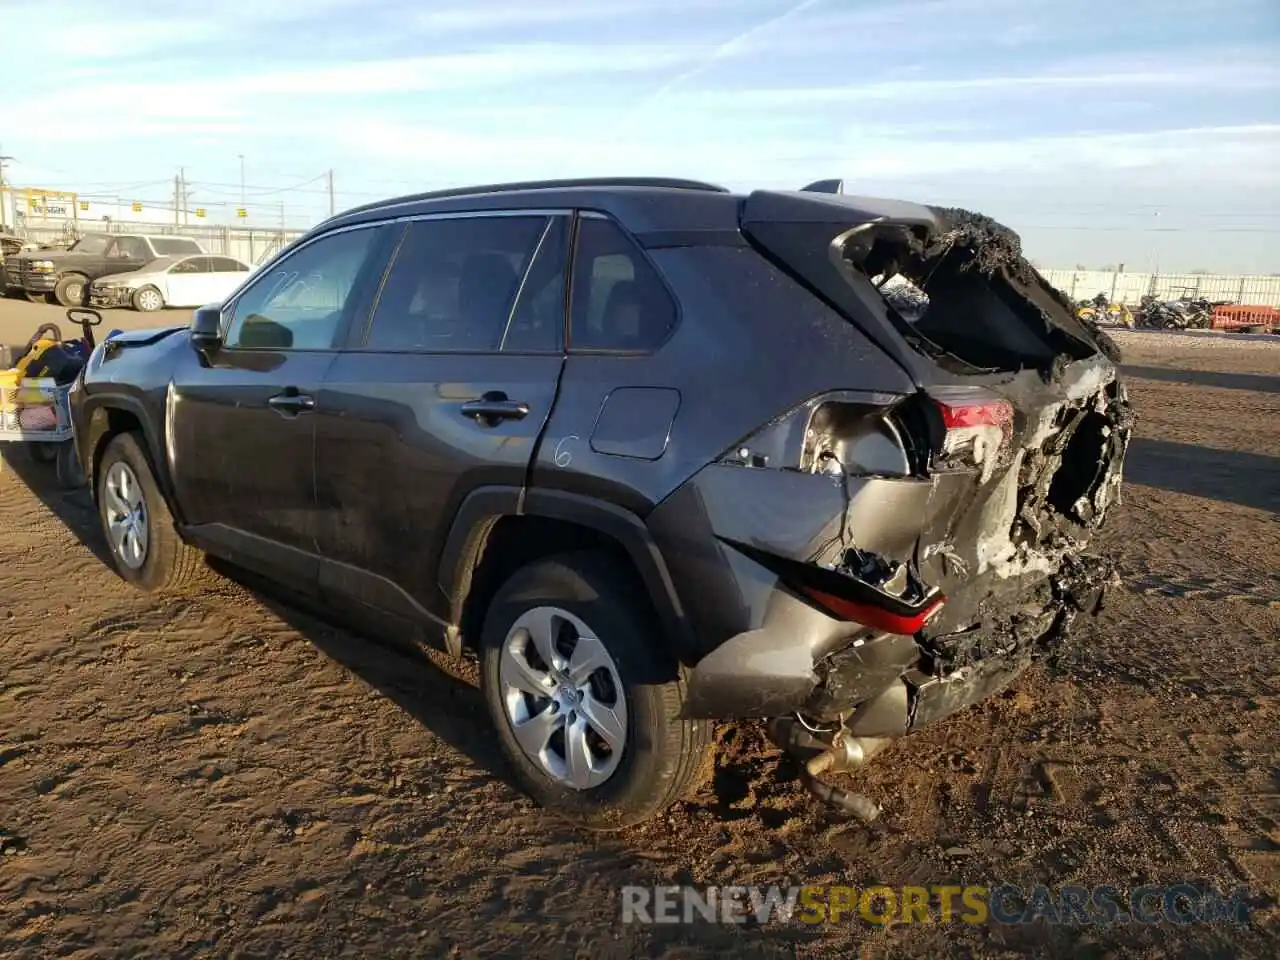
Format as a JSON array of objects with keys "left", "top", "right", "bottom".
[
  {"left": 268, "top": 391, "right": 315, "bottom": 416},
  {"left": 460, "top": 392, "right": 530, "bottom": 426}
]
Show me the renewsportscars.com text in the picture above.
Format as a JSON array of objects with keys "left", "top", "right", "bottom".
[{"left": 620, "top": 883, "right": 1251, "bottom": 927}]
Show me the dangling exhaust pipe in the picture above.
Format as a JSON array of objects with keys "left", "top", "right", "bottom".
[{"left": 768, "top": 717, "right": 888, "bottom": 822}]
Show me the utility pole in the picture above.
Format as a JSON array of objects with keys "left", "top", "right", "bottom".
[
  {"left": 0, "top": 146, "right": 14, "bottom": 231},
  {"left": 174, "top": 174, "right": 181, "bottom": 226},
  {"left": 327, "top": 169, "right": 335, "bottom": 217},
  {"left": 179, "top": 167, "right": 188, "bottom": 225},
  {"left": 238, "top": 154, "right": 245, "bottom": 209}
]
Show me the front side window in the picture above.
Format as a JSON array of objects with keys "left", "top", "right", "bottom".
[
  {"left": 362, "top": 216, "right": 557, "bottom": 353},
  {"left": 70, "top": 235, "right": 110, "bottom": 256},
  {"left": 569, "top": 217, "right": 677, "bottom": 352},
  {"left": 224, "top": 227, "right": 379, "bottom": 351}
]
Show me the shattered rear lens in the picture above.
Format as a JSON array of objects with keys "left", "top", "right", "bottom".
[{"left": 929, "top": 387, "right": 1013, "bottom": 479}]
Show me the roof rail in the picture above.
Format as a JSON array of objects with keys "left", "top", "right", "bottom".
[
  {"left": 800, "top": 178, "right": 844, "bottom": 194},
  {"left": 334, "top": 177, "right": 730, "bottom": 220}
]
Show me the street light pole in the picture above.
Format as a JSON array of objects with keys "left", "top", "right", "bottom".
[
  {"left": 238, "top": 153, "right": 246, "bottom": 213},
  {"left": 0, "top": 147, "right": 14, "bottom": 231}
]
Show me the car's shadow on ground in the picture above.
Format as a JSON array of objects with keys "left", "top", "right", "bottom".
[
  {"left": 6, "top": 450, "right": 523, "bottom": 793},
  {"left": 1, "top": 446, "right": 114, "bottom": 566},
  {"left": 1124, "top": 438, "right": 1280, "bottom": 513}
]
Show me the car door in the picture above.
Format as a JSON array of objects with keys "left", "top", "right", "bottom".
[
  {"left": 312, "top": 213, "right": 569, "bottom": 628},
  {"left": 168, "top": 223, "right": 395, "bottom": 589},
  {"left": 163, "top": 256, "right": 206, "bottom": 306}
]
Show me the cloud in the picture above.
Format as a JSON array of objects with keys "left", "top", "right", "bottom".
[
  {"left": 38, "top": 43, "right": 697, "bottom": 122},
  {"left": 680, "top": 61, "right": 1278, "bottom": 109},
  {"left": 408, "top": 0, "right": 766, "bottom": 32}
]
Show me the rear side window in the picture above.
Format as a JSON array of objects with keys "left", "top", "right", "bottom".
[
  {"left": 363, "top": 216, "right": 555, "bottom": 353},
  {"left": 569, "top": 217, "right": 676, "bottom": 352},
  {"left": 211, "top": 257, "right": 249, "bottom": 272}
]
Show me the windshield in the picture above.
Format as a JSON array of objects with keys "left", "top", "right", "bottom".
[
  {"left": 152, "top": 238, "right": 203, "bottom": 255},
  {"left": 69, "top": 235, "right": 110, "bottom": 255}
]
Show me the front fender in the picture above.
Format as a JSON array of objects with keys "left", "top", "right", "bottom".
[{"left": 75, "top": 392, "right": 180, "bottom": 519}]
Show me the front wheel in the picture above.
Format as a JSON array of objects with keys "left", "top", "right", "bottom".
[
  {"left": 53, "top": 274, "right": 88, "bottom": 307},
  {"left": 95, "top": 431, "right": 205, "bottom": 591},
  {"left": 132, "top": 286, "right": 165, "bottom": 312},
  {"left": 480, "top": 551, "right": 713, "bottom": 830}
]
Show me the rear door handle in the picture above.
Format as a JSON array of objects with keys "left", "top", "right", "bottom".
[
  {"left": 268, "top": 391, "right": 315, "bottom": 416},
  {"left": 460, "top": 393, "right": 530, "bottom": 425}
]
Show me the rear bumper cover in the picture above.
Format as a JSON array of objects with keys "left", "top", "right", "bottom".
[{"left": 684, "top": 551, "right": 1114, "bottom": 733}]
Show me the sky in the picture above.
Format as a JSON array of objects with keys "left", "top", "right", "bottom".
[{"left": 1, "top": 0, "right": 1278, "bottom": 272}]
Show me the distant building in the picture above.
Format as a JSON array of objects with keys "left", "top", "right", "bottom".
[{"left": 0, "top": 186, "right": 192, "bottom": 231}]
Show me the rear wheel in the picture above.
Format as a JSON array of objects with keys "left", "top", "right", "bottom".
[
  {"left": 96, "top": 432, "right": 205, "bottom": 591},
  {"left": 24, "top": 290, "right": 46, "bottom": 304},
  {"left": 132, "top": 286, "right": 164, "bottom": 312},
  {"left": 479, "top": 551, "right": 713, "bottom": 830},
  {"left": 53, "top": 274, "right": 88, "bottom": 307}
]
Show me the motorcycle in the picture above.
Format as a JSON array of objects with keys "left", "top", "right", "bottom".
[{"left": 1077, "top": 294, "right": 1135, "bottom": 328}]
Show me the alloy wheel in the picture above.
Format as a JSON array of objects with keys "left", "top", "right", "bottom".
[
  {"left": 103, "top": 461, "right": 149, "bottom": 569},
  {"left": 138, "top": 289, "right": 162, "bottom": 311},
  {"left": 498, "top": 605, "right": 628, "bottom": 790}
]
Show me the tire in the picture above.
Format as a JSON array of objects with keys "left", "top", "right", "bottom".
[
  {"left": 55, "top": 440, "right": 85, "bottom": 489},
  {"left": 53, "top": 274, "right": 89, "bottom": 307},
  {"left": 479, "top": 551, "right": 713, "bottom": 830},
  {"left": 132, "top": 286, "right": 165, "bottom": 312},
  {"left": 95, "top": 431, "right": 205, "bottom": 591}
]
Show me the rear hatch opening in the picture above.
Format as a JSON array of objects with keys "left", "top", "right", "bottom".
[{"left": 739, "top": 191, "right": 1134, "bottom": 654}]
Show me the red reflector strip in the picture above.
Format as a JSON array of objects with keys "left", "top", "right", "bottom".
[
  {"left": 801, "top": 585, "right": 944, "bottom": 635},
  {"left": 935, "top": 398, "right": 1014, "bottom": 429}
]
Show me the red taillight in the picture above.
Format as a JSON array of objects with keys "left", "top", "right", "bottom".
[
  {"left": 935, "top": 397, "right": 1013, "bottom": 430},
  {"left": 800, "top": 584, "right": 945, "bottom": 635},
  {"left": 929, "top": 389, "right": 1014, "bottom": 474}
]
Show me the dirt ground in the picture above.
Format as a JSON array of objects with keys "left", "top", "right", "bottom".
[{"left": 1, "top": 298, "right": 1277, "bottom": 958}]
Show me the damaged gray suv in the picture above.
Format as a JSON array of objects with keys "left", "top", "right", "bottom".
[{"left": 69, "top": 177, "right": 1131, "bottom": 829}]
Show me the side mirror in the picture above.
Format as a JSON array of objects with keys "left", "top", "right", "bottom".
[{"left": 190, "top": 304, "right": 223, "bottom": 358}]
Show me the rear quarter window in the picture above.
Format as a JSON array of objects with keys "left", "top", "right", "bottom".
[{"left": 569, "top": 217, "right": 677, "bottom": 352}]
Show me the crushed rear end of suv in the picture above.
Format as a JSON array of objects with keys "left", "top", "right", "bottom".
[{"left": 666, "top": 185, "right": 1132, "bottom": 818}]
